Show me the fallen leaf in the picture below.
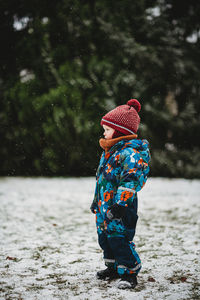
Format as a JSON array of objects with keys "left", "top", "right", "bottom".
[
  {"left": 148, "top": 277, "right": 156, "bottom": 282},
  {"left": 6, "top": 256, "right": 17, "bottom": 261},
  {"left": 180, "top": 276, "right": 187, "bottom": 282}
]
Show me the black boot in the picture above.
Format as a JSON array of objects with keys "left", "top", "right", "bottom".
[
  {"left": 117, "top": 274, "right": 138, "bottom": 289},
  {"left": 97, "top": 267, "right": 119, "bottom": 280}
]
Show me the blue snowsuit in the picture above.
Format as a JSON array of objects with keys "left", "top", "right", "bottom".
[{"left": 91, "top": 137, "right": 150, "bottom": 276}]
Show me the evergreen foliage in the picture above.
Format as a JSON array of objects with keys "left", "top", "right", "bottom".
[{"left": 1, "top": 0, "right": 200, "bottom": 178}]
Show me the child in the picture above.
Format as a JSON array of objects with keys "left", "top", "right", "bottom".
[{"left": 90, "top": 99, "right": 150, "bottom": 289}]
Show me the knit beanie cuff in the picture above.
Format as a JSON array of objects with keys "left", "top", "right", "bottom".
[{"left": 101, "top": 119, "right": 136, "bottom": 135}]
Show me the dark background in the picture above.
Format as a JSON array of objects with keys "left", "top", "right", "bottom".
[{"left": 1, "top": 0, "right": 200, "bottom": 178}]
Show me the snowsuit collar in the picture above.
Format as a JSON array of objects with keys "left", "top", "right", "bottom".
[{"left": 99, "top": 134, "right": 137, "bottom": 153}]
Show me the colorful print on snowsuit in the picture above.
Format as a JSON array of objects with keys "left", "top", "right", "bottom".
[{"left": 91, "top": 137, "right": 150, "bottom": 275}]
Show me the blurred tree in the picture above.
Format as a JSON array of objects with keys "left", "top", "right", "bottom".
[{"left": 0, "top": 0, "right": 200, "bottom": 177}]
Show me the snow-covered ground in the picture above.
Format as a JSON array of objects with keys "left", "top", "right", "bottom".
[{"left": 0, "top": 177, "right": 199, "bottom": 300}]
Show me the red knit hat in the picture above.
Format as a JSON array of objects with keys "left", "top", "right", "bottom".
[{"left": 101, "top": 99, "right": 141, "bottom": 135}]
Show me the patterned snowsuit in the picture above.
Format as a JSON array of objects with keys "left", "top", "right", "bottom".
[{"left": 91, "top": 137, "right": 150, "bottom": 276}]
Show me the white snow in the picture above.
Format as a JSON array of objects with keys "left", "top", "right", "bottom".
[{"left": 0, "top": 177, "right": 200, "bottom": 300}]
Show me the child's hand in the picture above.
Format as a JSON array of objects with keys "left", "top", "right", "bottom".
[
  {"left": 107, "top": 204, "right": 126, "bottom": 220},
  {"left": 90, "top": 203, "right": 97, "bottom": 214}
]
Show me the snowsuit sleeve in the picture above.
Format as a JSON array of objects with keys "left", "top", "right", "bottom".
[
  {"left": 90, "top": 182, "right": 98, "bottom": 213},
  {"left": 115, "top": 148, "right": 150, "bottom": 207},
  {"left": 90, "top": 152, "right": 105, "bottom": 213}
]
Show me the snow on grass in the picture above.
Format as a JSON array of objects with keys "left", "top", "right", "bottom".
[{"left": 0, "top": 177, "right": 199, "bottom": 300}]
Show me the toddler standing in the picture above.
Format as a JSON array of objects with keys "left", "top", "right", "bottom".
[{"left": 90, "top": 99, "right": 150, "bottom": 289}]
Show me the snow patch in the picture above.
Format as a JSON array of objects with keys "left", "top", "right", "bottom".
[{"left": 0, "top": 177, "right": 199, "bottom": 299}]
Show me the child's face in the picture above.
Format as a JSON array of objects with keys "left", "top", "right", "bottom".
[{"left": 103, "top": 125, "right": 115, "bottom": 139}]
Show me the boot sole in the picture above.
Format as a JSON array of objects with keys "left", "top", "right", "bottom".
[{"left": 97, "top": 273, "right": 120, "bottom": 280}]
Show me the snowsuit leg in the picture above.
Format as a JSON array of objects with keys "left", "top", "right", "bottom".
[
  {"left": 106, "top": 236, "right": 141, "bottom": 275},
  {"left": 98, "top": 232, "right": 116, "bottom": 267},
  {"left": 96, "top": 211, "right": 141, "bottom": 275},
  {"left": 96, "top": 212, "right": 116, "bottom": 268}
]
